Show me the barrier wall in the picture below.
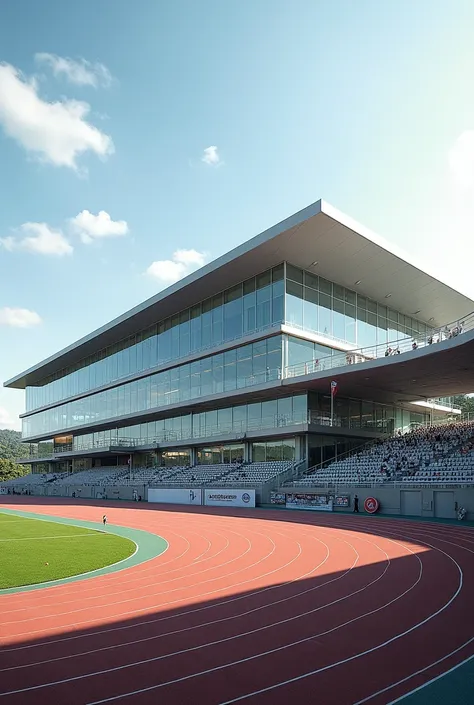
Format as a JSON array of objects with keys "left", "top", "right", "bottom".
[
  {"left": 286, "top": 485, "right": 474, "bottom": 520},
  {"left": 148, "top": 488, "right": 202, "bottom": 505},
  {"left": 204, "top": 489, "right": 256, "bottom": 508},
  {"left": 285, "top": 492, "right": 333, "bottom": 511},
  {"left": 2, "top": 483, "right": 472, "bottom": 520}
]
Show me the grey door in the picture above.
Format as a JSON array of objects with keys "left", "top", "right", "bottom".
[
  {"left": 401, "top": 491, "right": 422, "bottom": 517},
  {"left": 434, "top": 491, "right": 455, "bottom": 519}
]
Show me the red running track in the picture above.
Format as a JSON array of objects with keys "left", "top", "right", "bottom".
[{"left": 0, "top": 497, "right": 473, "bottom": 705}]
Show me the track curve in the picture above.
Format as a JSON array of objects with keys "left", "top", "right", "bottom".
[{"left": 0, "top": 498, "right": 472, "bottom": 705}]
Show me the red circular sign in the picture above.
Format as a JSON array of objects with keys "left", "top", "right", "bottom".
[{"left": 364, "top": 497, "right": 379, "bottom": 514}]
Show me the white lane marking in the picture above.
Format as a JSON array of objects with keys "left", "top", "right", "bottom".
[
  {"left": 0, "top": 517, "right": 440, "bottom": 652},
  {"left": 0, "top": 525, "right": 323, "bottom": 655},
  {"left": 0, "top": 525, "right": 269, "bottom": 630},
  {"left": 386, "top": 649, "right": 474, "bottom": 704},
  {"left": 1, "top": 509, "right": 471, "bottom": 705},
  {"left": 212, "top": 536, "right": 464, "bottom": 704},
  {"left": 0, "top": 529, "right": 329, "bottom": 672},
  {"left": 0, "top": 533, "right": 399, "bottom": 696},
  {"left": 0, "top": 525, "right": 228, "bottom": 613},
  {"left": 354, "top": 638, "right": 474, "bottom": 703}
]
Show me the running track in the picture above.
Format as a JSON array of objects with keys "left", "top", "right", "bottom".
[{"left": 0, "top": 497, "right": 473, "bottom": 705}]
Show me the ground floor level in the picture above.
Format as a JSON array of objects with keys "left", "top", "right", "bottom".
[{"left": 30, "top": 431, "right": 384, "bottom": 476}]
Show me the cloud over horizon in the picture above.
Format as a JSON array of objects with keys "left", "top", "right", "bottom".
[
  {"left": 146, "top": 248, "right": 207, "bottom": 285},
  {"left": 0, "top": 307, "right": 42, "bottom": 328},
  {"left": 35, "top": 53, "right": 113, "bottom": 88},
  {"left": 70, "top": 210, "right": 129, "bottom": 244},
  {"left": 1, "top": 222, "right": 73, "bottom": 256},
  {"left": 201, "top": 146, "right": 221, "bottom": 166},
  {"left": 0, "top": 62, "right": 114, "bottom": 170}
]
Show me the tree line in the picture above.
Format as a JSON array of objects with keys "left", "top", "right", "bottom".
[{"left": 0, "top": 429, "right": 28, "bottom": 482}]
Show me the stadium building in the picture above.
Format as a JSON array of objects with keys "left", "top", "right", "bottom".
[{"left": 4, "top": 199, "right": 474, "bottom": 493}]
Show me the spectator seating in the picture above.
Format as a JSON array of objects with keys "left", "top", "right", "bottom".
[
  {"left": 295, "top": 421, "right": 474, "bottom": 487},
  {"left": 224, "top": 461, "right": 293, "bottom": 485},
  {"left": 1, "top": 472, "right": 59, "bottom": 487},
  {"left": 127, "top": 466, "right": 189, "bottom": 485},
  {"left": 54, "top": 466, "right": 130, "bottom": 486},
  {"left": 151, "top": 464, "right": 237, "bottom": 486}
]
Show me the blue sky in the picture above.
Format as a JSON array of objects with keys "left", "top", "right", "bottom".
[{"left": 1, "top": 0, "right": 473, "bottom": 428}]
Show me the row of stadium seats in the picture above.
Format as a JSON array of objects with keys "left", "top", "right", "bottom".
[
  {"left": 1, "top": 461, "right": 294, "bottom": 490},
  {"left": 294, "top": 421, "right": 474, "bottom": 486}
]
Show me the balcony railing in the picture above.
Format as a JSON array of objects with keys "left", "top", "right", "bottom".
[
  {"left": 21, "top": 310, "right": 472, "bottom": 459},
  {"left": 284, "top": 310, "right": 474, "bottom": 382}
]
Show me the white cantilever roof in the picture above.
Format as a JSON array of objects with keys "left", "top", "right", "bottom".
[{"left": 5, "top": 199, "right": 473, "bottom": 389}]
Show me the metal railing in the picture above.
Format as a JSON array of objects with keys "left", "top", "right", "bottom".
[
  {"left": 26, "top": 322, "right": 283, "bottom": 413},
  {"left": 20, "top": 311, "right": 473, "bottom": 458},
  {"left": 284, "top": 310, "right": 474, "bottom": 381}
]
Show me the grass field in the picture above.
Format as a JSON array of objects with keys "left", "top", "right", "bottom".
[{"left": 0, "top": 512, "right": 136, "bottom": 589}]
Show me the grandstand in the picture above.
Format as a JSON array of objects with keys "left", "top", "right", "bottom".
[
  {"left": 288, "top": 421, "right": 474, "bottom": 487},
  {"left": 3, "top": 199, "right": 474, "bottom": 518}
]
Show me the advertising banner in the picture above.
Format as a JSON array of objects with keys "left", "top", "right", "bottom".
[
  {"left": 364, "top": 496, "right": 380, "bottom": 514},
  {"left": 0, "top": 487, "right": 7, "bottom": 495},
  {"left": 204, "top": 489, "right": 256, "bottom": 508},
  {"left": 270, "top": 491, "right": 286, "bottom": 506},
  {"left": 148, "top": 488, "right": 203, "bottom": 505},
  {"left": 334, "top": 495, "right": 350, "bottom": 508},
  {"left": 285, "top": 492, "right": 333, "bottom": 512}
]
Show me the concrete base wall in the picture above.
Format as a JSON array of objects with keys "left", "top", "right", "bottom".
[
  {"left": 7, "top": 483, "right": 473, "bottom": 521},
  {"left": 286, "top": 485, "right": 474, "bottom": 520}
]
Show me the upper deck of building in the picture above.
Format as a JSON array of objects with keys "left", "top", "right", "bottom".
[{"left": 5, "top": 199, "right": 474, "bottom": 391}]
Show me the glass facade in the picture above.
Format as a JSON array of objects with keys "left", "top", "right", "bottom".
[
  {"left": 196, "top": 445, "right": 245, "bottom": 464},
  {"left": 22, "top": 337, "right": 283, "bottom": 439},
  {"left": 251, "top": 439, "right": 296, "bottom": 461},
  {"left": 286, "top": 335, "right": 334, "bottom": 367},
  {"left": 26, "top": 264, "right": 285, "bottom": 412},
  {"left": 285, "top": 264, "right": 429, "bottom": 347},
  {"left": 65, "top": 394, "right": 307, "bottom": 451},
  {"left": 25, "top": 262, "right": 432, "bottom": 414}
]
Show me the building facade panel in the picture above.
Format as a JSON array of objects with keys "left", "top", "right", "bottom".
[
  {"left": 25, "top": 263, "right": 432, "bottom": 413},
  {"left": 22, "top": 336, "right": 284, "bottom": 438},
  {"left": 26, "top": 264, "right": 285, "bottom": 411}
]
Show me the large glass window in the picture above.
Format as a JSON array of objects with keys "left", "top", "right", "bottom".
[
  {"left": 26, "top": 261, "right": 432, "bottom": 413},
  {"left": 23, "top": 337, "right": 287, "bottom": 438},
  {"left": 67, "top": 394, "right": 307, "bottom": 451},
  {"left": 251, "top": 438, "right": 296, "bottom": 462},
  {"left": 26, "top": 265, "right": 286, "bottom": 412},
  {"left": 282, "top": 264, "right": 430, "bottom": 355}
]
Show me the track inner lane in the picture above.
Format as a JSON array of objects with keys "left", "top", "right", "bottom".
[{"left": 0, "top": 500, "right": 472, "bottom": 705}]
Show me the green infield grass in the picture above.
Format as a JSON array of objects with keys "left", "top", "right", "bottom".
[{"left": 0, "top": 512, "right": 136, "bottom": 589}]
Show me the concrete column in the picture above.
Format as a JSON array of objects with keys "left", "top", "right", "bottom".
[{"left": 244, "top": 442, "right": 251, "bottom": 463}]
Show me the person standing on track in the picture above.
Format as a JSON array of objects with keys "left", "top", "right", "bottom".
[
  {"left": 353, "top": 495, "right": 359, "bottom": 513},
  {"left": 102, "top": 514, "right": 107, "bottom": 526}
]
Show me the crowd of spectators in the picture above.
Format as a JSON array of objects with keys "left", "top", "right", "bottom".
[{"left": 296, "top": 421, "right": 474, "bottom": 486}]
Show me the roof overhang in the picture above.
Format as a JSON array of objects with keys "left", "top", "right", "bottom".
[
  {"left": 281, "top": 327, "right": 474, "bottom": 403},
  {"left": 5, "top": 199, "right": 474, "bottom": 389}
]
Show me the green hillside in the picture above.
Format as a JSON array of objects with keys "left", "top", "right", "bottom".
[{"left": 0, "top": 429, "right": 28, "bottom": 482}]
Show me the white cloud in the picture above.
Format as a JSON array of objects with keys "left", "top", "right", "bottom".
[
  {"left": 1, "top": 222, "right": 73, "bottom": 256},
  {"left": 0, "top": 307, "right": 42, "bottom": 328},
  {"left": 70, "top": 210, "right": 129, "bottom": 244},
  {"left": 146, "top": 249, "right": 206, "bottom": 284},
  {"left": 0, "top": 62, "right": 113, "bottom": 170},
  {"left": 202, "top": 145, "right": 221, "bottom": 166},
  {"left": 448, "top": 131, "right": 474, "bottom": 192},
  {"left": 0, "top": 405, "right": 15, "bottom": 429},
  {"left": 35, "top": 53, "right": 113, "bottom": 88}
]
